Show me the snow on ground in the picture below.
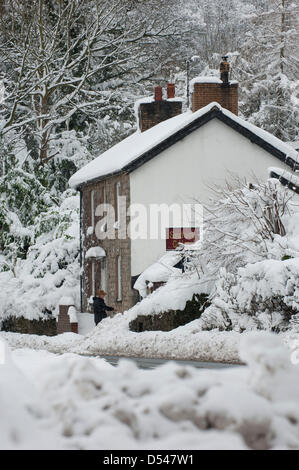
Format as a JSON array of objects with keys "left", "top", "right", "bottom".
[
  {"left": 1, "top": 320, "right": 242, "bottom": 363},
  {"left": 1, "top": 314, "right": 299, "bottom": 366},
  {"left": 1, "top": 332, "right": 299, "bottom": 450}
]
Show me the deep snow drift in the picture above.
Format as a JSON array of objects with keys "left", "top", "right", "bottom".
[{"left": 1, "top": 332, "right": 299, "bottom": 450}]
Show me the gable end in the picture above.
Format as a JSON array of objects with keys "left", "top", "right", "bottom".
[{"left": 123, "top": 109, "right": 297, "bottom": 175}]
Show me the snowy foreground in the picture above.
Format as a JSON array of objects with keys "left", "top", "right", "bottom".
[{"left": 1, "top": 332, "right": 299, "bottom": 450}]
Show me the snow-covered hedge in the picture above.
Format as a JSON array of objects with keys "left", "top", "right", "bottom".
[{"left": 201, "top": 258, "right": 299, "bottom": 332}]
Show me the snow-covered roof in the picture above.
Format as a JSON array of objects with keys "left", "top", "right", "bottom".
[
  {"left": 269, "top": 167, "right": 299, "bottom": 194},
  {"left": 69, "top": 102, "right": 298, "bottom": 189},
  {"left": 190, "top": 77, "right": 223, "bottom": 91},
  {"left": 190, "top": 76, "right": 238, "bottom": 92},
  {"left": 287, "top": 141, "right": 299, "bottom": 151},
  {"left": 134, "top": 251, "right": 183, "bottom": 297},
  {"left": 85, "top": 247, "right": 106, "bottom": 259}
]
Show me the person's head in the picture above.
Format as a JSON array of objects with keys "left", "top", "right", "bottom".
[{"left": 97, "top": 289, "right": 107, "bottom": 299}]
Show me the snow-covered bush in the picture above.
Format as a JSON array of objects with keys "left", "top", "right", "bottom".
[
  {"left": 0, "top": 191, "right": 80, "bottom": 322},
  {"left": 201, "top": 258, "right": 299, "bottom": 333},
  {"left": 191, "top": 179, "right": 299, "bottom": 333},
  {"left": 188, "top": 178, "right": 296, "bottom": 278},
  {"left": 0, "top": 129, "right": 85, "bottom": 322}
]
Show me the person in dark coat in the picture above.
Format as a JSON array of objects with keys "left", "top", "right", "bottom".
[{"left": 93, "top": 290, "right": 114, "bottom": 326}]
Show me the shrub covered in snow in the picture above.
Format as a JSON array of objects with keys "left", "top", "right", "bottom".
[
  {"left": 201, "top": 259, "right": 299, "bottom": 333},
  {"left": 0, "top": 130, "right": 85, "bottom": 322},
  {"left": 0, "top": 191, "right": 80, "bottom": 322},
  {"left": 188, "top": 177, "right": 296, "bottom": 278},
  {"left": 197, "top": 180, "right": 299, "bottom": 333}
]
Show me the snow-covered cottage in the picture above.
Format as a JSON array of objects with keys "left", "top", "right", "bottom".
[{"left": 69, "top": 58, "right": 299, "bottom": 313}]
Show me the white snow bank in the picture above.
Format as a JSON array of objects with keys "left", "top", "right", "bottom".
[
  {"left": 1, "top": 318, "right": 298, "bottom": 366},
  {"left": 134, "top": 251, "right": 182, "bottom": 297},
  {"left": 85, "top": 246, "right": 106, "bottom": 259},
  {"left": 0, "top": 339, "right": 61, "bottom": 449},
  {"left": 3, "top": 332, "right": 299, "bottom": 449},
  {"left": 69, "top": 102, "right": 298, "bottom": 188},
  {"left": 77, "top": 311, "right": 95, "bottom": 335}
]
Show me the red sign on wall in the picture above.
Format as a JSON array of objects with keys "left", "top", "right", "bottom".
[{"left": 166, "top": 227, "right": 199, "bottom": 250}]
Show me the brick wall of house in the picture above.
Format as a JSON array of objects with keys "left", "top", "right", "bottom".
[
  {"left": 192, "top": 82, "right": 238, "bottom": 116},
  {"left": 81, "top": 173, "right": 137, "bottom": 314}
]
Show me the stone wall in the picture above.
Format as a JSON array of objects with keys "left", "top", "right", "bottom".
[
  {"left": 1, "top": 316, "right": 57, "bottom": 336},
  {"left": 129, "top": 294, "right": 210, "bottom": 332}
]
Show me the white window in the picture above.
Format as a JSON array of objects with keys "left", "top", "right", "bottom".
[
  {"left": 91, "top": 190, "right": 95, "bottom": 229},
  {"left": 91, "top": 261, "right": 95, "bottom": 297},
  {"left": 115, "top": 182, "right": 121, "bottom": 226},
  {"left": 101, "top": 259, "right": 107, "bottom": 293},
  {"left": 117, "top": 255, "right": 122, "bottom": 301}
]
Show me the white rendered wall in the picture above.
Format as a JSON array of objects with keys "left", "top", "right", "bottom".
[{"left": 130, "top": 118, "right": 292, "bottom": 276}]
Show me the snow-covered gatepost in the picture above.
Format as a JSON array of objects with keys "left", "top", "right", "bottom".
[{"left": 57, "top": 297, "right": 78, "bottom": 334}]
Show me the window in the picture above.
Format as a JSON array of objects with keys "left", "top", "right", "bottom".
[
  {"left": 90, "top": 190, "right": 95, "bottom": 229},
  {"left": 116, "top": 255, "right": 122, "bottom": 301},
  {"left": 101, "top": 259, "right": 107, "bottom": 293},
  {"left": 91, "top": 261, "right": 95, "bottom": 297},
  {"left": 115, "top": 181, "right": 121, "bottom": 226},
  {"left": 89, "top": 261, "right": 96, "bottom": 298}
]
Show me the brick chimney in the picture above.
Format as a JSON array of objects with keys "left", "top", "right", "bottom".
[
  {"left": 137, "top": 84, "right": 183, "bottom": 132},
  {"left": 191, "top": 57, "right": 238, "bottom": 115}
]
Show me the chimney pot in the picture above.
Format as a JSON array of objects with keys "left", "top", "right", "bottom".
[
  {"left": 154, "top": 86, "right": 163, "bottom": 102},
  {"left": 220, "top": 56, "right": 230, "bottom": 84},
  {"left": 167, "top": 83, "right": 175, "bottom": 99},
  {"left": 137, "top": 84, "right": 182, "bottom": 132},
  {"left": 191, "top": 58, "right": 238, "bottom": 115}
]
